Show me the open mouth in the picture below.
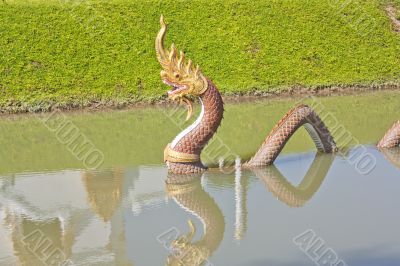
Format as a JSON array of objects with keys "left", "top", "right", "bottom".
[{"left": 163, "top": 79, "right": 188, "bottom": 96}]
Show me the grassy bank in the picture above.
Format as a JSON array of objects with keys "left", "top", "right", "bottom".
[{"left": 0, "top": 0, "right": 400, "bottom": 113}]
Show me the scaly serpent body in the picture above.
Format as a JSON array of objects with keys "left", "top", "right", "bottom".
[
  {"left": 166, "top": 80, "right": 224, "bottom": 174},
  {"left": 244, "top": 105, "right": 336, "bottom": 167},
  {"left": 167, "top": 88, "right": 337, "bottom": 174}
]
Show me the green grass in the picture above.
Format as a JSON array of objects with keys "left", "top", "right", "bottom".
[{"left": 0, "top": 0, "right": 400, "bottom": 112}]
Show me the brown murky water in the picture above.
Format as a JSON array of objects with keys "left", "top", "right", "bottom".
[{"left": 0, "top": 91, "right": 399, "bottom": 266}]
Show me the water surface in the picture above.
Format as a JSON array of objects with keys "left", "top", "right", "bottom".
[{"left": 0, "top": 91, "right": 399, "bottom": 266}]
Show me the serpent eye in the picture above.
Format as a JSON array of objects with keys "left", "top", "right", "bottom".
[{"left": 174, "top": 73, "right": 180, "bottom": 79}]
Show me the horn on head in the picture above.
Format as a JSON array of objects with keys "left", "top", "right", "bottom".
[{"left": 156, "top": 15, "right": 168, "bottom": 66}]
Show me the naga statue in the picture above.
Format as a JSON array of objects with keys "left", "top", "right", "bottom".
[{"left": 156, "top": 16, "right": 337, "bottom": 175}]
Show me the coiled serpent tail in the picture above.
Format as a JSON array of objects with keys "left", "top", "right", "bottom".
[{"left": 244, "top": 105, "right": 337, "bottom": 168}]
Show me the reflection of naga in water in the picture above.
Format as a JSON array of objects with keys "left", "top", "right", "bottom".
[
  {"left": 253, "top": 153, "right": 334, "bottom": 207},
  {"left": 165, "top": 174, "right": 225, "bottom": 266}
]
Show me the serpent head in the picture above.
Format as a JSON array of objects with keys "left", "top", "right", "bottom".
[{"left": 156, "top": 15, "right": 208, "bottom": 120}]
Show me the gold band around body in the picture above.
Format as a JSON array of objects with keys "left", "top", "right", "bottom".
[{"left": 164, "top": 143, "right": 200, "bottom": 163}]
